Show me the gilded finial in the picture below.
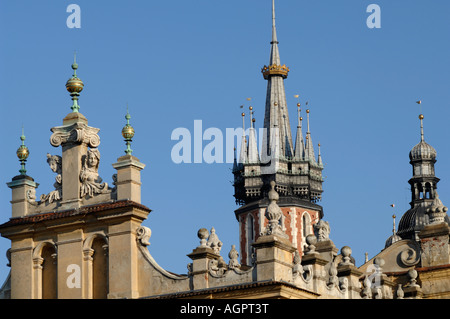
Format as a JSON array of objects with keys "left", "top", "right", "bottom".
[
  {"left": 391, "top": 204, "right": 397, "bottom": 235},
  {"left": 65, "top": 52, "right": 84, "bottom": 113},
  {"left": 16, "top": 126, "right": 29, "bottom": 175},
  {"left": 122, "top": 105, "right": 135, "bottom": 155}
]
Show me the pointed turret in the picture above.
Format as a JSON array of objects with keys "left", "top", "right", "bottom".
[
  {"left": 304, "top": 108, "right": 316, "bottom": 163},
  {"left": 247, "top": 106, "right": 260, "bottom": 164},
  {"left": 317, "top": 143, "right": 323, "bottom": 166},
  {"left": 294, "top": 103, "right": 305, "bottom": 161},
  {"left": 238, "top": 112, "right": 248, "bottom": 165}
]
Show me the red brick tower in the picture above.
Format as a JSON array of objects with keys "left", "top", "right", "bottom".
[{"left": 232, "top": 0, "right": 324, "bottom": 266}]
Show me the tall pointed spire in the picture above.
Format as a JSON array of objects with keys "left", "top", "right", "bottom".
[
  {"left": 270, "top": 0, "right": 280, "bottom": 65},
  {"left": 261, "top": 0, "right": 293, "bottom": 161}
]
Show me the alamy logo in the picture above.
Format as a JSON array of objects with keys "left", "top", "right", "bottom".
[
  {"left": 366, "top": 4, "right": 381, "bottom": 29},
  {"left": 66, "top": 4, "right": 81, "bottom": 29},
  {"left": 66, "top": 264, "right": 81, "bottom": 288},
  {"left": 170, "top": 120, "right": 278, "bottom": 173}
]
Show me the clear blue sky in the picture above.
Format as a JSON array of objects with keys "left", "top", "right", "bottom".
[{"left": 1, "top": 0, "right": 450, "bottom": 284}]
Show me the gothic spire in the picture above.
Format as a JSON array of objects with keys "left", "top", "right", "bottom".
[
  {"left": 261, "top": 0, "right": 294, "bottom": 160},
  {"left": 294, "top": 101, "right": 305, "bottom": 161}
]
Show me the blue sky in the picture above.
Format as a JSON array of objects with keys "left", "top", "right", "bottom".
[{"left": 1, "top": 0, "right": 450, "bottom": 284}]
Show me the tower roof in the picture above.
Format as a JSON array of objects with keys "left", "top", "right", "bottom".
[
  {"left": 409, "top": 114, "right": 436, "bottom": 161},
  {"left": 261, "top": 0, "right": 294, "bottom": 159}
]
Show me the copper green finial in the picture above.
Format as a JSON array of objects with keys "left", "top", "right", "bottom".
[
  {"left": 16, "top": 126, "right": 29, "bottom": 175},
  {"left": 65, "top": 52, "right": 84, "bottom": 113},
  {"left": 122, "top": 104, "right": 135, "bottom": 155}
]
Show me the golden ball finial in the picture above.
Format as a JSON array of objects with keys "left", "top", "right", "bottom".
[
  {"left": 249, "top": 106, "right": 253, "bottom": 110},
  {"left": 274, "top": 102, "right": 278, "bottom": 106},
  {"left": 306, "top": 109, "right": 310, "bottom": 114},
  {"left": 297, "top": 103, "right": 301, "bottom": 107},
  {"left": 419, "top": 114, "right": 424, "bottom": 120},
  {"left": 300, "top": 117, "right": 303, "bottom": 121},
  {"left": 16, "top": 145, "right": 29, "bottom": 161},
  {"left": 122, "top": 124, "right": 135, "bottom": 140},
  {"left": 66, "top": 76, "right": 84, "bottom": 94},
  {"left": 241, "top": 112, "right": 245, "bottom": 117}
]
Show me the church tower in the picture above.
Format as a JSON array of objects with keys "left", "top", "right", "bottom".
[
  {"left": 397, "top": 112, "right": 449, "bottom": 241},
  {"left": 233, "top": 0, "right": 324, "bottom": 266}
]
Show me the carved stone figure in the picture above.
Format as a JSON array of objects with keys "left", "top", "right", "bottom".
[
  {"left": 80, "top": 148, "right": 108, "bottom": 198},
  {"left": 228, "top": 245, "right": 241, "bottom": 269},
  {"left": 40, "top": 154, "right": 62, "bottom": 204},
  {"left": 136, "top": 226, "right": 152, "bottom": 247},
  {"left": 314, "top": 219, "right": 330, "bottom": 242},
  {"left": 292, "top": 250, "right": 304, "bottom": 278}
]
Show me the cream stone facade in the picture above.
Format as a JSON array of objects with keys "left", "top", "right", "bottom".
[{"left": 1, "top": 0, "right": 450, "bottom": 300}]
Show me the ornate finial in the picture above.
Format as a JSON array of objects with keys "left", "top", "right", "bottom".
[
  {"left": 72, "top": 51, "right": 78, "bottom": 76},
  {"left": 427, "top": 192, "right": 448, "bottom": 225},
  {"left": 264, "top": 181, "right": 286, "bottom": 237},
  {"left": 16, "top": 126, "right": 29, "bottom": 175},
  {"left": 390, "top": 204, "right": 396, "bottom": 234},
  {"left": 419, "top": 114, "right": 425, "bottom": 142},
  {"left": 122, "top": 105, "right": 135, "bottom": 155},
  {"left": 415, "top": 100, "right": 425, "bottom": 142},
  {"left": 65, "top": 53, "right": 84, "bottom": 113}
]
